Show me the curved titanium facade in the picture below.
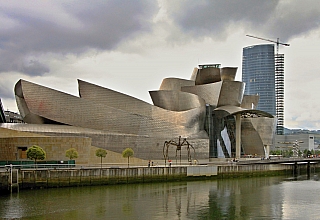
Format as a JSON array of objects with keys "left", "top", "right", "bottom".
[
  {"left": 220, "top": 67, "right": 237, "bottom": 81},
  {"left": 214, "top": 105, "right": 273, "bottom": 119},
  {"left": 149, "top": 90, "right": 205, "bottom": 111},
  {"left": 241, "top": 120, "right": 265, "bottom": 155},
  {"left": 78, "top": 79, "right": 153, "bottom": 116},
  {"left": 192, "top": 67, "right": 221, "bottom": 85},
  {"left": 249, "top": 117, "right": 276, "bottom": 147},
  {"left": 11, "top": 63, "right": 276, "bottom": 160},
  {"left": 79, "top": 79, "right": 204, "bottom": 128},
  {"left": 78, "top": 79, "right": 207, "bottom": 134},
  {"left": 181, "top": 81, "right": 245, "bottom": 108},
  {"left": 15, "top": 79, "right": 206, "bottom": 139},
  {"left": 241, "top": 95, "right": 260, "bottom": 109},
  {"left": 159, "top": 78, "right": 195, "bottom": 91}
]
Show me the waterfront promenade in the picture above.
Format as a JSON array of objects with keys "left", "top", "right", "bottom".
[
  {"left": 237, "top": 157, "right": 320, "bottom": 165},
  {"left": 2, "top": 157, "right": 320, "bottom": 193}
]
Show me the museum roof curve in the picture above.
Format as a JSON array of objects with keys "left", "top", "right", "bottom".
[{"left": 214, "top": 105, "right": 274, "bottom": 118}]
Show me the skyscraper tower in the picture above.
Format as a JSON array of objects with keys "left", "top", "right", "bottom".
[
  {"left": 275, "top": 53, "right": 284, "bottom": 134},
  {"left": 244, "top": 35, "right": 289, "bottom": 135},
  {"left": 242, "top": 44, "right": 276, "bottom": 116}
]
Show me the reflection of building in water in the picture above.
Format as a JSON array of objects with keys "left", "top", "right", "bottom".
[
  {"left": 183, "top": 177, "right": 284, "bottom": 219},
  {"left": 0, "top": 63, "right": 276, "bottom": 163},
  {"left": 1, "top": 175, "right": 314, "bottom": 219}
]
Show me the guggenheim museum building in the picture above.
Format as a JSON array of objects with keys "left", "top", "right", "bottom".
[{"left": 0, "top": 64, "right": 275, "bottom": 164}]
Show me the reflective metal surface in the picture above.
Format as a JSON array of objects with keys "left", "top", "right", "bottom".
[
  {"left": 220, "top": 67, "right": 237, "bottom": 81},
  {"left": 192, "top": 67, "right": 221, "bottom": 85},
  {"left": 214, "top": 105, "right": 274, "bottom": 119},
  {"left": 241, "top": 94, "right": 260, "bottom": 109},
  {"left": 149, "top": 90, "right": 205, "bottom": 111},
  {"left": 241, "top": 119, "right": 265, "bottom": 155},
  {"left": 159, "top": 77, "right": 195, "bottom": 91},
  {"left": 217, "top": 81, "right": 245, "bottom": 107},
  {"left": 15, "top": 80, "right": 206, "bottom": 138},
  {"left": 181, "top": 82, "right": 222, "bottom": 107}
]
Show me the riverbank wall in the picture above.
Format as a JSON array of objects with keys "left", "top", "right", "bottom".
[{"left": 1, "top": 163, "right": 318, "bottom": 193}]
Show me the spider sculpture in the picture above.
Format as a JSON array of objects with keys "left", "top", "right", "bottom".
[{"left": 163, "top": 136, "right": 196, "bottom": 166}]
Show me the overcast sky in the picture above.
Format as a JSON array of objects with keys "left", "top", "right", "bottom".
[{"left": 1, "top": 0, "right": 320, "bottom": 130}]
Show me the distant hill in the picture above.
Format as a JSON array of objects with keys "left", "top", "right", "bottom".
[{"left": 284, "top": 127, "right": 320, "bottom": 135}]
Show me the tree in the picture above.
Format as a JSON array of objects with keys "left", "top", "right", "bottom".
[
  {"left": 122, "top": 148, "right": 134, "bottom": 168},
  {"left": 307, "top": 150, "right": 312, "bottom": 158},
  {"left": 311, "top": 149, "right": 315, "bottom": 156},
  {"left": 26, "top": 145, "right": 46, "bottom": 167},
  {"left": 95, "top": 148, "right": 107, "bottom": 168},
  {"left": 65, "top": 148, "right": 79, "bottom": 160}
]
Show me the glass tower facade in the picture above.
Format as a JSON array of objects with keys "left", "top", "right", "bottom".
[{"left": 242, "top": 44, "right": 276, "bottom": 116}]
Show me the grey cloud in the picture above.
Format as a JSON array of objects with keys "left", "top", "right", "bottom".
[
  {"left": 165, "top": 0, "right": 278, "bottom": 39},
  {"left": 22, "top": 60, "right": 50, "bottom": 76},
  {"left": 264, "top": 1, "right": 320, "bottom": 41},
  {"left": 0, "top": 79, "right": 15, "bottom": 99},
  {"left": 165, "top": 0, "right": 320, "bottom": 42},
  {"left": 0, "top": 0, "right": 158, "bottom": 75},
  {"left": 0, "top": 51, "right": 48, "bottom": 76}
]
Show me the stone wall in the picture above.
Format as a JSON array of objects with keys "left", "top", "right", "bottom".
[{"left": 0, "top": 127, "right": 148, "bottom": 165}]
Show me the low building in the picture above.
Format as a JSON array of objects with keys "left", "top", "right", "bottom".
[
  {"left": 4, "top": 111, "right": 24, "bottom": 123},
  {"left": 275, "top": 134, "right": 319, "bottom": 152}
]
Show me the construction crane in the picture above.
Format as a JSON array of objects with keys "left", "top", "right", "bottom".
[{"left": 246, "top": 34, "right": 290, "bottom": 54}]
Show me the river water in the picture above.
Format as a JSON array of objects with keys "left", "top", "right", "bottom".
[{"left": 1, "top": 174, "right": 320, "bottom": 220}]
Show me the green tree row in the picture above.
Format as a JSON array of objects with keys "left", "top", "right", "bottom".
[
  {"left": 270, "top": 149, "right": 320, "bottom": 158},
  {"left": 26, "top": 145, "right": 135, "bottom": 167}
]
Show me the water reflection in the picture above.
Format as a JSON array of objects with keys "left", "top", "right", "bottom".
[{"left": 1, "top": 175, "right": 320, "bottom": 219}]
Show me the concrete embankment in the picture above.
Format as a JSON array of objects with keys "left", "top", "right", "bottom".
[
  {"left": 1, "top": 166, "right": 187, "bottom": 192},
  {"left": 1, "top": 163, "right": 318, "bottom": 193}
]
